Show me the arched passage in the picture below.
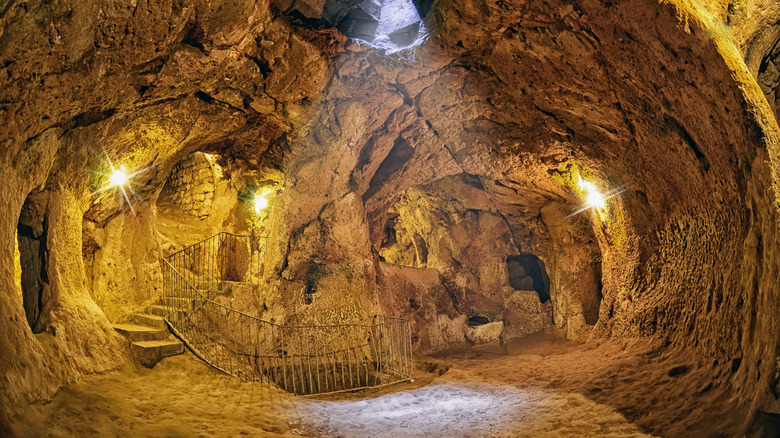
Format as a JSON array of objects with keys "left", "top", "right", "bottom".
[{"left": 506, "top": 254, "right": 550, "bottom": 303}]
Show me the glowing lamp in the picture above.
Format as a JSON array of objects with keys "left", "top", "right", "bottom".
[
  {"left": 579, "top": 178, "right": 605, "bottom": 209},
  {"left": 109, "top": 168, "right": 129, "bottom": 187},
  {"left": 585, "top": 190, "right": 605, "bottom": 209},
  {"left": 253, "top": 194, "right": 269, "bottom": 213}
]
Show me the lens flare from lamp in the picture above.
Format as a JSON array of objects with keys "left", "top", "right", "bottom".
[
  {"left": 579, "top": 178, "right": 605, "bottom": 209},
  {"left": 254, "top": 194, "right": 269, "bottom": 213},
  {"left": 109, "top": 168, "right": 129, "bottom": 187},
  {"left": 585, "top": 190, "right": 605, "bottom": 209}
]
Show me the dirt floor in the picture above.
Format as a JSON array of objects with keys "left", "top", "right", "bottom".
[{"left": 9, "top": 332, "right": 741, "bottom": 437}]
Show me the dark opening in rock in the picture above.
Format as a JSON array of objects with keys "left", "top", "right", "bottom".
[
  {"left": 303, "top": 261, "right": 321, "bottom": 304},
  {"left": 507, "top": 254, "right": 550, "bottom": 303},
  {"left": 668, "top": 365, "right": 689, "bottom": 377},
  {"left": 333, "top": 0, "right": 430, "bottom": 51},
  {"left": 381, "top": 213, "right": 400, "bottom": 248},
  {"left": 747, "top": 411, "right": 780, "bottom": 438},
  {"left": 17, "top": 191, "right": 50, "bottom": 333},
  {"left": 731, "top": 357, "right": 743, "bottom": 374},
  {"left": 467, "top": 315, "right": 490, "bottom": 326}
]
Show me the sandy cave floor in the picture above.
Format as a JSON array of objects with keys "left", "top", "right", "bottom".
[{"left": 12, "top": 333, "right": 733, "bottom": 437}]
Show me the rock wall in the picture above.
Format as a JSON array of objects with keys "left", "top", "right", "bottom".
[
  {"left": 0, "top": 0, "right": 341, "bottom": 422},
  {"left": 82, "top": 205, "right": 163, "bottom": 323},
  {"left": 160, "top": 152, "right": 217, "bottom": 218},
  {"left": 267, "top": 0, "right": 780, "bottom": 432},
  {"left": 0, "top": 129, "right": 130, "bottom": 424},
  {"left": 1, "top": 0, "right": 780, "bottom": 435},
  {"left": 376, "top": 175, "right": 555, "bottom": 343}
]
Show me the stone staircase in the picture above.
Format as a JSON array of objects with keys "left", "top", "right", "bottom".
[{"left": 113, "top": 298, "right": 185, "bottom": 368}]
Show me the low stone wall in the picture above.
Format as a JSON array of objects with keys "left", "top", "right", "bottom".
[{"left": 164, "top": 153, "right": 215, "bottom": 218}]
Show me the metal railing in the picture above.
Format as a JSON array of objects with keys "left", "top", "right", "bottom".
[
  {"left": 163, "top": 232, "right": 266, "bottom": 292},
  {"left": 373, "top": 315, "right": 414, "bottom": 382},
  {"left": 159, "top": 233, "right": 413, "bottom": 396}
]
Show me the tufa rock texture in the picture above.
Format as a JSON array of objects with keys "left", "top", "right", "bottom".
[{"left": 1, "top": 0, "right": 780, "bottom": 436}]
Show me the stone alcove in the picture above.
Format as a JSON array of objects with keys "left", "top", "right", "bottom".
[{"left": 16, "top": 190, "right": 50, "bottom": 333}]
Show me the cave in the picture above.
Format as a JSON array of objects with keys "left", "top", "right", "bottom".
[
  {"left": 2, "top": 0, "right": 780, "bottom": 437},
  {"left": 506, "top": 254, "right": 550, "bottom": 301}
]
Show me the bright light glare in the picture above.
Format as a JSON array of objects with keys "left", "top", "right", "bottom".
[
  {"left": 579, "top": 178, "right": 605, "bottom": 209},
  {"left": 253, "top": 194, "right": 269, "bottom": 213},
  {"left": 567, "top": 177, "right": 629, "bottom": 219},
  {"left": 109, "top": 168, "right": 129, "bottom": 187},
  {"left": 585, "top": 190, "right": 605, "bottom": 209}
]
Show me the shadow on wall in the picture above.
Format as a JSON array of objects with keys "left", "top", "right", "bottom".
[{"left": 507, "top": 254, "right": 550, "bottom": 303}]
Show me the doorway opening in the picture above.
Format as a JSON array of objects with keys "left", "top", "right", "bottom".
[
  {"left": 507, "top": 254, "right": 550, "bottom": 303},
  {"left": 17, "top": 191, "right": 49, "bottom": 333}
]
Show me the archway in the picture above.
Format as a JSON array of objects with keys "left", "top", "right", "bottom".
[{"left": 506, "top": 254, "right": 550, "bottom": 303}]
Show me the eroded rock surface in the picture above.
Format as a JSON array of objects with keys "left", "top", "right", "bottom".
[{"left": 2, "top": 0, "right": 780, "bottom": 435}]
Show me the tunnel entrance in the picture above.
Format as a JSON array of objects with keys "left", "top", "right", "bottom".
[
  {"left": 507, "top": 254, "right": 550, "bottom": 303},
  {"left": 17, "top": 191, "right": 50, "bottom": 333}
]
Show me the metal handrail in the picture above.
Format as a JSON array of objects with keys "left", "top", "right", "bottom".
[
  {"left": 163, "top": 231, "right": 268, "bottom": 259},
  {"left": 161, "top": 259, "right": 201, "bottom": 294},
  {"left": 159, "top": 233, "right": 413, "bottom": 396}
]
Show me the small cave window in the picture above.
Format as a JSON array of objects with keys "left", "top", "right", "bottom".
[
  {"left": 467, "top": 315, "right": 490, "bottom": 326},
  {"left": 17, "top": 191, "right": 50, "bottom": 333},
  {"left": 507, "top": 254, "right": 551, "bottom": 303}
]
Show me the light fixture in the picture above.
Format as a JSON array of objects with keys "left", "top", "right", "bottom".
[
  {"left": 109, "top": 168, "right": 129, "bottom": 187},
  {"left": 566, "top": 174, "right": 627, "bottom": 220},
  {"left": 579, "top": 178, "right": 605, "bottom": 209},
  {"left": 253, "top": 193, "right": 269, "bottom": 213}
]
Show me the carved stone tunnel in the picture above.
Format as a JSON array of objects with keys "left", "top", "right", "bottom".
[{"left": 1, "top": 0, "right": 780, "bottom": 437}]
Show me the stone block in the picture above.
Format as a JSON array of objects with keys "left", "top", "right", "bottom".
[
  {"left": 130, "top": 340, "right": 185, "bottom": 368},
  {"left": 465, "top": 321, "right": 504, "bottom": 344},
  {"left": 504, "top": 289, "right": 545, "bottom": 337}
]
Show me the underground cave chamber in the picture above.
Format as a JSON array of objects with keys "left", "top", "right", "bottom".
[{"left": 2, "top": 0, "right": 780, "bottom": 437}]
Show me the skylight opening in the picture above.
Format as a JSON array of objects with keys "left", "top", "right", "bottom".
[{"left": 338, "top": 0, "right": 431, "bottom": 53}]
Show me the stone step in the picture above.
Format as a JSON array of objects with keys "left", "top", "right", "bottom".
[
  {"left": 133, "top": 313, "right": 167, "bottom": 329},
  {"left": 147, "top": 305, "right": 194, "bottom": 320},
  {"left": 146, "top": 305, "right": 169, "bottom": 317},
  {"left": 130, "top": 339, "right": 185, "bottom": 368},
  {"left": 112, "top": 323, "right": 170, "bottom": 342},
  {"left": 158, "top": 296, "right": 195, "bottom": 307}
]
